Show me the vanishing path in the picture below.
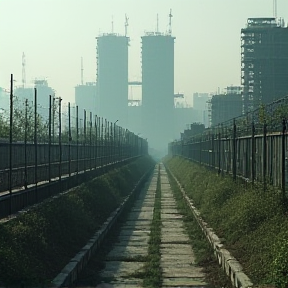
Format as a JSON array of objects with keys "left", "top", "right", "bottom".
[
  {"left": 76, "top": 164, "right": 208, "bottom": 287},
  {"left": 160, "top": 163, "right": 208, "bottom": 287},
  {"left": 77, "top": 166, "right": 158, "bottom": 287}
]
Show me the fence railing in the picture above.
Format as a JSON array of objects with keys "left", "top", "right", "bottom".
[
  {"left": 169, "top": 95, "right": 288, "bottom": 201},
  {"left": 0, "top": 74, "right": 148, "bottom": 216}
]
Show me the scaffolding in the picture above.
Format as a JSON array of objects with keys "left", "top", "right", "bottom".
[{"left": 241, "top": 18, "right": 288, "bottom": 113}]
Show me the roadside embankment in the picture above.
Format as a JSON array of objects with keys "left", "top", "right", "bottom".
[
  {"left": 0, "top": 156, "right": 155, "bottom": 287},
  {"left": 164, "top": 156, "right": 288, "bottom": 287}
]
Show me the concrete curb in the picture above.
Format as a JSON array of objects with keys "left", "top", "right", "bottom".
[
  {"left": 51, "top": 166, "right": 154, "bottom": 287},
  {"left": 165, "top": 165, "right": 253, "bottom": 288}
]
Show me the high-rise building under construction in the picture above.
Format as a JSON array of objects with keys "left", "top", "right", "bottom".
[
  {"left": 241, "top": 18, "right": 288, "bottom": 112},
  {"left": 96, "top": 34, "right": 129, "bottom": 125},
  {"left": 141, "top": 32, "right": 175, "bottom": 152}
]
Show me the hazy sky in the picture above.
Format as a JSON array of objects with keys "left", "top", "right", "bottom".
[{"left": 1, "top": 0, "right": 288, "bottom": 105}]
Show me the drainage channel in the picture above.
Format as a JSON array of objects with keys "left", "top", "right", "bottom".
[
  {"left": 75, "top": 166, "right": 158, "bottom": 287},
  {"left": 159, "top": 163, "right": 208, "bottom": 287}
]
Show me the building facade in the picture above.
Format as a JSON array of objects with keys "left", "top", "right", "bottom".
[
  {"left": 210, "top": 92, "right": 242, "bottom": 126},
  {"left": 96, "top": 34, "right": 129, "bottom": 125},
  {"left": 75, "top": 82, "right": 97, "bottom": 116},
  {"left": 141, "top": 32, "right": 175, "bottom": 153},
  {"left": 241, "top": 18, "right": 288, "bottom": 112},
  {"left": 193, "top": 92, "right": 210, "bottom": 127}
]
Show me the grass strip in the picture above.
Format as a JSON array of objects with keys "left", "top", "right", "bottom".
[
  {"left": 165, "top": 165, "right": 233, "bottom": 288},
  {"left": 142, "top": 165, "right": 162, "bottom": 288}
]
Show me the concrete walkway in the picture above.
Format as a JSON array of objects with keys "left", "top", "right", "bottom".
[
  {"left": 160, "top": 164, "right": 208, "bottom": 288},
  {"left": 98, "top": 167, "right": 158, "bottom": 287}
]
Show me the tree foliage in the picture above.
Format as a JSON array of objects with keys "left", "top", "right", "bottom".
[{"left": 0, "top": 97, "right": 48, "bottom": 142}]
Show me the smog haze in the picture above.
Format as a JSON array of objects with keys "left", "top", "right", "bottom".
[{"left": 1, "top": 0, "right": 288, "bottom": 104}]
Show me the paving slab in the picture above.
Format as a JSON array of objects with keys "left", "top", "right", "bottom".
[
  {"left": 109, "top": 278, "right": 143, "bottom": 287},
  {"left": 162, "top": 277, "right": 207, "bottom": 287},
  {"left": 95, "top": 167, "right": 158, "bottom": 287},
  {"left": 100, "top": 261, "right": 145, "bottom": 278},
  {"left": 118, "top": 230, "right": 150, "bottom": 237},
  {"left": 161, "top": 234, "right": 190, "bottom": 244},
  {"left": 160, "top": 164, "right": 208, "bottom": 287},
  {"left": 106, "top": 245, "right": 148, "bottom": 260}
]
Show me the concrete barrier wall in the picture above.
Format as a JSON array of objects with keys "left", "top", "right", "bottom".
[{"left": 166, "top": 166, "right": 254, "bottom": 288}]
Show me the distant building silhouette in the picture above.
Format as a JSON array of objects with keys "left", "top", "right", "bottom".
[
  {"left": 96, "top": 34, "right": 129, "bottom": 126},
  {"left": 141, "top": 32, "right": 175, "bottom": 152},
  {"left": 241, "top": 18, "right": 288, "bottom": 112},
  {"left": 210, "top": 86, "right": 242, "bottom": 126},
  {"left": 75, "top": 82, "right": 97, "bottom": 116},
  {"left": 14, "top": 79, "right": 54, "bottom": 121},
  {"left": 193, "top": 93, "right": 210, "bottom": 127},
  {"left": 0, "top": 87, "right": 9, "bottom": 111}
]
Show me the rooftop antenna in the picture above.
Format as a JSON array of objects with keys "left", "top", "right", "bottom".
[
  {"left": 169, "top": 9, "right": 173, "bottom": 35},
  {"left": 156, "top": 14, "right": 159, "bottom": 33},
  {"left": 273, "top": 0, "right": 277, "bottom": 18},
  {"left": 112, "top": 15, "right": 114, "bottom": 33},
  {"left": 81, "top": 57, "right": 84, "bottom": 85},
  {"left": 125, "top": 14, "right": 129, "bottom": 36},
  {"left": 22, "top": 52, "right": 26, "bottom": 88}
]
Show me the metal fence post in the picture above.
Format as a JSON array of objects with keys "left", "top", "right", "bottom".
[
  {"left": 68, "top": 102, "right": 71, "bottom": 177},
  {"left": 34, "top": 88, "right": 38, "bottom": 202},
  {"left": 218, "top": 128, "right": 221, "bottom": 174},
  {"left": 83, "top": 109, "right": 86, "bottom": 172},
  {"left": 110, "top": 122, "right": 113, "bottom": 164},
  {"left": 58, "top": 98, "right": 62, "bottom": 186},
  {"left": 9, "top": 74, "right": 13, "bottom": 215},
  {"left": 24, "top": 99, "right": 28, "bottom": 189},
  {"left": 233, "top": 118, "right": 237, "bottom": 181},
  {"left": 90, "top": 112, "right": 92, "bottom": 170},
  {"left": 282, "top": 118, "right": 286, "bottom": 202},
  {"left": 251, "top": 121, "right": 256, "bottom": 185},
  {"left": 52, "top": 97, "right": 55, "bottom": 143},
  {"left": 199, "top": 136, "right": 202, "bottom": 165},
  {"left": 95, "top": 116, "right": 98, "bottom": 169},
  {"left": 76, "top": 106, "right": 79, "bottom": 176},
  {"left": 263, "top": 122, "right": 267, "bottom": 191},
  {"left": 48, "top": 95, "right": 52, "bottom": 182},
  {"left": 101, "top": 118, "right": 104, "bottom": 168}
]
